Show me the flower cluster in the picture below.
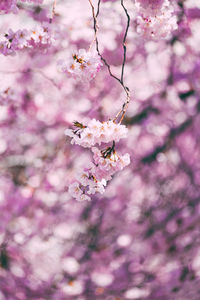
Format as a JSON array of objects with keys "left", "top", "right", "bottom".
[
  {"left": 68, "top": 148, "right": 130, "bottom": 202},
  {"left": 92, "top": 147, "right": 130, "bottom": 181},
  {"left": 65, "top": 119, "right": 128, "bottom": 148},
  {"left": 68, "top": 169, "right": 107, "bottom": 202},
  {"left": 67, "top": 120, "right": 130, "bottom": 201},
  {"left": 60, "top": 49, "right": 102, "bottom": 83},
  {"left": 135, "top": 0, "right": 178, "bottom": 40},
  {"left": 0, "top": 25, "right": 54, "bottom": 56}
]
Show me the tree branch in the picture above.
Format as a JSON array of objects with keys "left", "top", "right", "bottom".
[{"left": 88, "top": 0, "right": 131, "bottom": 123}]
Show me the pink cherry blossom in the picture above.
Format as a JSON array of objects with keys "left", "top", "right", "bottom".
[
  {"left": 92, "top": 147, "right": 130, "bottom": 181},
  {"left": 59, "top": 48, "right": 102, "bottom": 82},
  {"left": 0, "top": 25, "right": 54, "bottom": 56},
  {"left": 65, "top": 119, "right": 128, "bottom": 148},
  {"left": 68, "top": 144, "right": 130, "bottom": 201},
  {"left": 68, "top": 166, "right": 107, "bottom": 201}
]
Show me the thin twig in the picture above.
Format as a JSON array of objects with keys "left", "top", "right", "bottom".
[
  {"left": 112, "top": 86, "right": 130, "bottom": 124},
  {"left": 88, "top": 0, "right": 122, "bottom": 83},
  {"left": 88, "top": 0, "right": 131, "bottom": 124},
  {"left": 88, "top": 1, "right": 99, "bottom": 50},
  {"left": 49, "top": 0, "right": 57, "bottom": 23},
  {"left": 96, "top": 0, "right": 101, "bottom": 18},
  {"left": 120, "top": 0, "right": 130, "bottom": 85}
]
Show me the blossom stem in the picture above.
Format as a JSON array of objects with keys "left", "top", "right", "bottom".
[{"left": 88, "top": 0, "right": 99, "bottom": 51}]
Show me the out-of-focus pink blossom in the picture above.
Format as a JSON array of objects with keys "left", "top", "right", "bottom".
[
  {"left": 0, "top": 24, "right": 54, "bottom": 56},
  {"left": 135, "top": 0, "right": 178, "bottom": 39},
  {"left": 0, "top": 0, "right": 18, "bottom": 14}
]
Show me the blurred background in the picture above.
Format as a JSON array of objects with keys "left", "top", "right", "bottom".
[{"left": 0, "top": 0, "right": 200, "bottom": 299}]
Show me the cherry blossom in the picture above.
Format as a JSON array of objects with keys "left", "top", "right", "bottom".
[
  {"left": 92, "top": 147, "right": 130, "bottom": 181},
  {"left": 65, "top": 119, "right": 128, "bottom": 148},
  {"left": 0, "top": 25, "right": 54, "bottom": 56},
  {"left": 68, "top": 144, "right": 130, "bottom": 201},
  {"left": 59, "top": 48, "right": 102, "bottom": 82},
  {"left": 68, "top": 169, "right": 107, "bottom": 202}
]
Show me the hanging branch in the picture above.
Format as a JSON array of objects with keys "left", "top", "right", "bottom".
[
  {"left": 88, "top": 0, "right": 131, "bottom": 124},
  {"left": 121, "top": 0, "right": 130, "bottom": 85}
]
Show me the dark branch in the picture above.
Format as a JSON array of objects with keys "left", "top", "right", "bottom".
[
  {"left": 89, "top": 0, "right": 131, "bottom": 123},
  {"left": 121, "top": 0, "right": 130, "bottom": 85}
]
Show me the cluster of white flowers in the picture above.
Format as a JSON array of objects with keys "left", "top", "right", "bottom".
[
  {"left": 29, "top": 25, "right": 54, "bottom": 46},
  {"left": 92, "top": 147, "right": 130, "bottom": 181},
  {"left": 67, "top": 119, "right": 130, "bottom": 201},
  {"left": 68, "top": 168, "right": 107, "bottom": 202},
  {"left": 65, "top": 119, "right": 128, "bottom": 148},
  {"left": 0, "top": 24, "right": 54, "bottom": 56},
  {"left": 135, "top": 0, "right": 178, "bottom": 40},
  {"left": 59, "top": 49, "right": 102, "bottom": 82},
  {"left": 68, "top": 150, "right": 130, "bottom": 202}
]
